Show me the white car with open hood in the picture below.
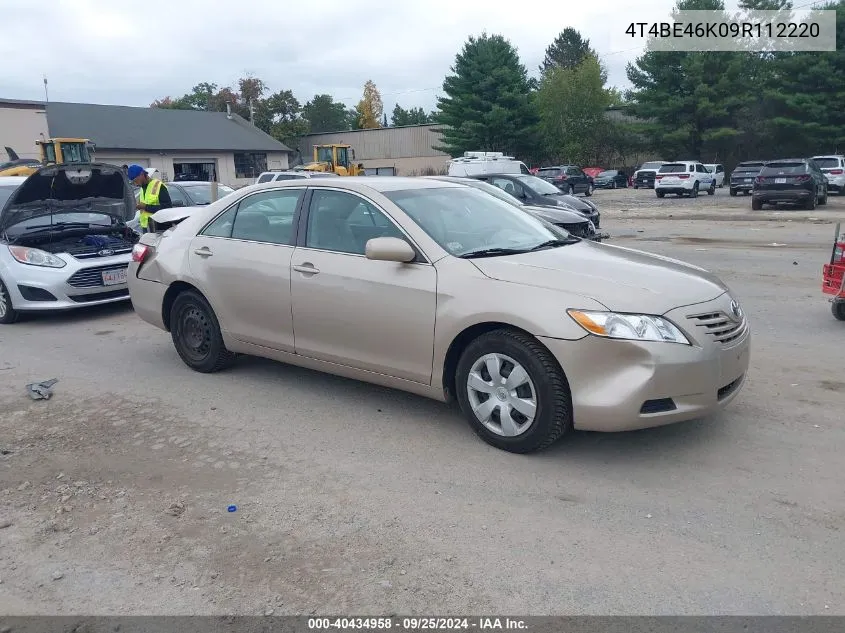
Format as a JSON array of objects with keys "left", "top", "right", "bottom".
[{"left": 0, "top": 163, "right": 138, "bottom": 324}]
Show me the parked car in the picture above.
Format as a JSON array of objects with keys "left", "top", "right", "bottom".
[
  {"left": 729, "top": 161, "right": 767, "bottom": 196},
  {"left": 593, "top": 169, "right": 628, "bottom": 189},
  {"left": 128, "top": 177, "right": 749, "bottom": 454},
  {"left": 255, "top": 170, "right": 340, "bottom": 184},
  {"left": 425, "top": 175, "right": 605, "bottom": 241},
  {"left": 752, "top": 158, "right": 828, "bottom": 210},
  {"left": 447, "top": 152, "right": 530, "bottom": 177},
  {"left": 632, "top": 161, "right": 667, "bottom": 188},
  {"left": 536, "top": 165, "right": 594, "bottom": 196},
  {"left": 582, "top": 167, "right": 604, "bottom": 179},
  {"left": 704, "top": 164, "right": 725, "bottom": 187},
  {"left": 0, "top": 163, "right": 137, "bottom": 324},
  {"left": 129, "top": 181, "right": 237, "bottom": 234},
  {"left": 655, "top": 162, "right": 716, "bottom": 198},
  {"left": 811, "top": 155, "right": 845, "bottom": 195},
  {"left": 471, "top": 173, "right": 601, "bottom": 228}
]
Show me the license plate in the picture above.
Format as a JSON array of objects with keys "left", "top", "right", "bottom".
[
  {"left": 102, "top": 269, "right": 127, "bottom": 286},
  {"left": 775, "top": 178, "right": 786, "bottom": 184}
]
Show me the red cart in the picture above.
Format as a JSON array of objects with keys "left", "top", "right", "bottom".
[{"left": 822, "top": 222, "right": 845, "bottom": 321}]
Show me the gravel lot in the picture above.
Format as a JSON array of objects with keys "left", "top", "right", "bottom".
[{"left": 0, "top": 187, "right": 843, "bottom": 616}]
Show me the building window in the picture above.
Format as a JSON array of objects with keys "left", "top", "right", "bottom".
[{"left": 234, "top": 152, "right": 267, "bottom": 179}]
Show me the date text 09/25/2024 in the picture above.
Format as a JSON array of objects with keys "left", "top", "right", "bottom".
[{"left": 307, "top": 617, "right": 528, "bottom": 630}]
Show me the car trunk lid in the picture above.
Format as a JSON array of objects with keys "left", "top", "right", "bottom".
[{"left": 756, "top": 163, "right": 811, "bottom": 190}]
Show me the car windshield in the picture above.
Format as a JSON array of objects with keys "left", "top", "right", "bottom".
[
  {"left": 515, "top": 175, "right": 562, "bottom": 195},
  {"left": 383, "top": 187, "right": 563, "bottom": 257},
  {"left": 537, "top": 168, "right": 561, "bottom": 177},
  {"left": 813, "top": 158, "right": 839, "bottom": 169},
  {"left": 659, "top": 164, "right": 688, "bottom": 173},
  {"left": 598, "top": 170, "right": 617, "bottom": 177},
  {"left": 640, "top": 162, "right": 664, "bottom": 170},
  {"left": 182, "top": 184, "right": 235, "bottom": 204},
  {"left": 0, "top": 184, "right": 18, "bottom": 210},
  {"left": 761, "top": 163, "right": 806, "bottom": 175},
  {"left": 4, "top": 212, "right": 114, "bottom": 237}
]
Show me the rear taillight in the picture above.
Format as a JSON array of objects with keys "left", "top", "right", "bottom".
[
  {"left": 655, "top": 175, "right": 664, "bottom": 180},
  {"left": 679, "top": 173, "right": 690, "bottom": 179},
  {"left": 796, "top": 174, "right": 811, "bottom": 182},
  {"left": 555, "top": 175, "right": 567, "bottom": 180},
  {"left": 830, "top": 169, "right": 844, "bottom": 175},
  {"left": 132, "top": 244, "right": 151, "bottom": 263}
]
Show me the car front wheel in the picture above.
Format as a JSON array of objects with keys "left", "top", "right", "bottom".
[
  {"left": 0, "top": 277, "right": 20, "bottom": 324},
  {"left": 833, "top": 300, "right": 845, "bottom": 321},
  {"left": 585, "top": 183, "right": 594, "bottom": 196},
  {"left": 170, "top": 290, "right": 237, "bottom": 373},
  {"left": 456, "top": 329, "right": 572, "bottom": 453}
]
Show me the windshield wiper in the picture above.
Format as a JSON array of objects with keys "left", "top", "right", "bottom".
[
  {"left": 458, "top": 247, "right": 528, "bottom": 259},
  {"left": 527, "top": 238, "right": 579, "bottom": 251},
  {"left": 19, "top": 222, "right": 98, "bottom": 233}
]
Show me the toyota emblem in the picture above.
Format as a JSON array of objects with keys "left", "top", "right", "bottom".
[{"left": 730, "top": 299, "right": 742, "bottom": 320}]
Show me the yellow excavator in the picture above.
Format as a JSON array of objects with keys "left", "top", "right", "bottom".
[
  {"left": 0, "top": 138, "right": 95, "bottom": 177},
  {"left": 295, "top": 143, "right": 365, "bottom": 176}
]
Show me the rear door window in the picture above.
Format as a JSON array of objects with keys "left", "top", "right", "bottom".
[{"left": 814, "top": 157, "right": 841, "bottom": 169}]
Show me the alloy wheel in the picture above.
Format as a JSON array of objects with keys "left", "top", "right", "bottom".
[
  {"left": 466, "top": 353, "right": 537, "bottom": 437},
  {"left": 0, "top": 282, "right": 7, "bottom": 319}
]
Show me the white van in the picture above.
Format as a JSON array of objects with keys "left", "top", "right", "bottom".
[{"left": 447, "top": 151, "right": 530, "bottom": 177}]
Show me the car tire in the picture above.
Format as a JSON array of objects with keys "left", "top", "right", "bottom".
[
  {"left": 568, "top": 184, "right": 575, "bottom": 195},
  {"left": 633, "top": 185, "right": 639, "bottom": 189},
  {"left": 752, "top": 197, "right": 763, "bottom": 210},
  {"left": 729, "top": 188, "right": 737, "bottom": 197},
  {"left": 455, "top": 328, "right": 572, "bottom": 454},
  {"left": 585, "top": 183, "right": 594, "bottom": 196},
  {"left": 170, "top": 290, "right": 237, "bottom": 373},
  {"left": 819, "top": 188, "right": 828, "bottom": 205},
  {"left": 708, "top": 182, "right": 716, "bottom": 195},
  {"left": 833, "top": 300, "right": 845, "bottom": 321},
  {"left": 805, "top": 193, "right": 817, "bottom": 210},
  {"left": 656, "top": 190, "right": 665, "bottom": 198},
  {"left": 690, "top": 183, "right": 699, "bottom": 198},
  {"left": 0, "top": 277, "right": 20, "bottom": 325}
]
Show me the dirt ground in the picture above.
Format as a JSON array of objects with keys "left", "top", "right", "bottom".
[{"left": 0, "top": 186, "right": 843, "bottom": 616}]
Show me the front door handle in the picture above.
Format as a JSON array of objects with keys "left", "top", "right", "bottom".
[
  {"left": 193, "top": 247, "right": 213, "bottom": 257},
  {"left": 293, "top": 263, "right": 320, "bottom": 275}
]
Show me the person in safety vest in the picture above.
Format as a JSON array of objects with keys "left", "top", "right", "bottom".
[{"left": 127, "top": 164, "right": 172, "bottom": 233}]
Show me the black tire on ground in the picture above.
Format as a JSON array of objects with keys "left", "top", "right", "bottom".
[
  {"left": 819, "top": 190, "right": 828, "bottom": 205},
  {"left": 805, "top": 192, "right": 817, "bottom": 210},
  {"left": 690, "top": 183, "right": 699, "bottom": 198},
  {"left": 568, "top": 184, "right": 575, "bottom": 195},
  {"left": 455, "top": 328, "right": 572, "bottom": 453},
  {"left": 170, "top": 289, "right": 237, "bottom": 373},
  {"left": 585, "top": 184, "right": 594, "bottom": 197},
  {"left": 0, "top": 277, "right": 20, "bottom": 325},
  {"left": 634, "top": 185, "right": 639, "bottom": 189},
  {"left": 708, "top": 182, "right": 716, "bottom": 195},
  {"left": 833, "top": 301, "right": 845, "bottom": 321},
  {"left": 729, "top": 188, "right": 737, "bottom": 196},
  {"left": 656, "top": 191, "right": 665, "bottom": 198},
  {"left": 752, "top": 197, "right": 762, "bottom": 210}
]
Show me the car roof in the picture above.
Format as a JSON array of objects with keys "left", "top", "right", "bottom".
[
  {"left": 766, "top": 158, "right": 807, "bottom": 164},
  {"left": 247, "top": 176, "right": 465, "bottom": 194},
  {"left": 812, "top": 154, "right": 844, "bottom": 158}
]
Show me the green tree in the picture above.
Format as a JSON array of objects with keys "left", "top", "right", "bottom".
[
  {"left": 540, "top": 28, "right": 607, "bottom": 83},
  {"left": 391, "top": 104, "right": 432, "bottom": 126},
  {"left": 356, "top": 80, "right": 384, "bottom": 129},
  {"left": 435, "top": 33, "right": 538, "bottom": 158},
  {"left": 537, "top": 55, "right": 613, "bottom": 164},
  {"left": 302, "top": 94, "right": 350, "bottom": 133}
]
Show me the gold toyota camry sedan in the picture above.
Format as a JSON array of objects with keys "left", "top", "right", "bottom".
[{"left": 128, "top": 177, "right": 750, "bottom": 453}]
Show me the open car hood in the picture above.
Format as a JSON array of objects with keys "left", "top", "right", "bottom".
[{"left": 0, "top": 163, "right": 135, "bottom": 233}]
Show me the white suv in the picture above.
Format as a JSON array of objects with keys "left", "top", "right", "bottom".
[
  {"left": 655, "top": 162, "right": 716, "bottom": 198},
  {"left": 811, "top": 155, "right": 845, "bottom": 195}
]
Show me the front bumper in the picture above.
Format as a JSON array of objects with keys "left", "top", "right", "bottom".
[
  {"left": 539, "top": 294, "right": 750, "bottom": 432},
  {"left": 730, "top": 181, "right": 754, "bottom": 192},
  {"left": 1, "top": 252, "right": 132, "bottom": 312},
  {"left": 127, "top": 264, "right": 169, "bottom": 330}
]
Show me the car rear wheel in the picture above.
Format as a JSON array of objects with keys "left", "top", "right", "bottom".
[
  {"left": 170, "top": 290, "right": 236, "bottom": 373},
  {"left": 819, "top": 189, "right": 828, "bottom": 205},
  {"left": 656, "top": 191, "right": 665, "bottom": 198},
  {"left": 690, "top": 183, "right": 699, "bottom": 198},
  {"left": 833, "top": 300, "right": 845, "bottom": 321},
  {"left": 455, "top": 328, "right": 572, "bottom": 453},
  {"left": 752, "top": 198, "right": 763, "bottom": 210},
  {"left": 805, "top": 192, "right": 817, "bottom": 210},
  {"left": 585, "top": 183, "right": 594, "bottom": 196},
  {"left": 0, "top": 278, "right": 20, "bottom": 325},
  {"left": 729, "top": 188, "right": 737, "bottom": 196},
  {"left": 708, "top": 182, "right": 716, "bottom": 195}
]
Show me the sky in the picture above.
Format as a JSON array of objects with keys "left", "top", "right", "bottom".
[{"left": 2, "top": 0, "right": 717, "bottom": 114}]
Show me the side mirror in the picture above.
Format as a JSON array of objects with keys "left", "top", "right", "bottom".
[
  {"left": 365, "top": 237, "right": 415, "bottom": 263},
  {"left": 172, "top": 200, "right": 185, "bottom": 207}
]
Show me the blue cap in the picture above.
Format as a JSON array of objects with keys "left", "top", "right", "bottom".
[{"left": 126, "top": 164, "right": 145, "bottom": 180}]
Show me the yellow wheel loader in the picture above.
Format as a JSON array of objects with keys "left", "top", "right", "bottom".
[
  {"left": 295, "top": 144, "right": 365, "bottom": 176},
  {"left": 0, "top": 138, "right": 95, "bottom": 177}
]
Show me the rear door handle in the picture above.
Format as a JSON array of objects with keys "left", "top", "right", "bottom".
[
  {"left": 193, "top": 247, "right": 213, "bottom": 257},
  {"left": 293, "top": 263, "right": 320, "bottom": 275}
]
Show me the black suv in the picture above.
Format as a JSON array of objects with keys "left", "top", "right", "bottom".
[
  {"left": 751, "top": 159, "right": 828, "bottom": 210},
  {"left": 729, "top": 161, "right": 767, "bottom": 196},
  {"left": 536, "top": 165, "right": 594, "bottom": 195}
]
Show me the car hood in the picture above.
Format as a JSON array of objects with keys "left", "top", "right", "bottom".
[
  {"left": 523, "top": 204, "right": 588, "bottom": 225},
  {"left": 0, "top": 163, "right": 135, "bottom": 232},
  {"left": 469, "top": 241, "right": 727, "bottom": 314}
]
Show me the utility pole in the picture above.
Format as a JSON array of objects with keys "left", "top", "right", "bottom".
[
  {"left": 43, "top": 75, "right": 48, "bottom": 102},
  {"left": 249, "top": 99, "right": 255, "bottom": 125}
]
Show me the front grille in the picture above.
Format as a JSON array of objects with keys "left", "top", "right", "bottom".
[
  {"left": 559, "top": 222, "right": 593, "bottom": 239},
  {"left": 68, "top": 289, "right": 130, "bottom": 303},
  {"left": 687, "top": 311, "right": 746, "bottom": 345},
  {"left": 718, "top": 375, "right": 744, "bottom": 400},
  {"left": 66, "top": 264, "right": 129, "bottom": 288}
]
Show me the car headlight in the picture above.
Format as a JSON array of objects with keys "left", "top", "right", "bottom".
[
  {"left": 567, "top": 309, "right": 690, "bottom": 344},
  {"left": 8, "top": 246, "right": 67, "bottom": 268}
]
